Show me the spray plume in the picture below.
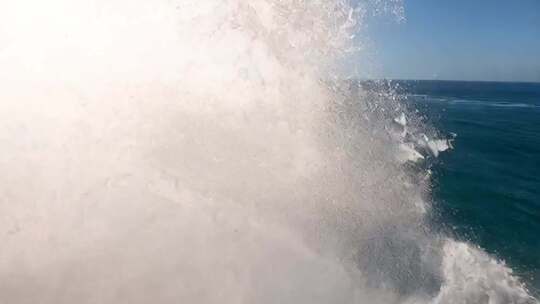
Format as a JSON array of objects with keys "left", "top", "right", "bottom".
[{"left": 0, "top": 0, "right": 535, "bottom": 303}]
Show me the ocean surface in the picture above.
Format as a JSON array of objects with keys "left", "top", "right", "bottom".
[
  {"left": 2, "top": 0, "right": 538, "bottom": 301},
  {"left": 400, "top": 80, "right": 540, "bottom": 293}
]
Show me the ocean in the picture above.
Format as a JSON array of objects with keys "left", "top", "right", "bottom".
[
  {"left": 400, "top": 80, "right": 540, "bottom": 294},
  {"left": 2, "top": 1, "right": 539, "bottom": 302}
]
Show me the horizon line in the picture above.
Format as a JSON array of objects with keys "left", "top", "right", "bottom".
[{"left": 353, "top": 78, "right": 540, "bottom": 85}]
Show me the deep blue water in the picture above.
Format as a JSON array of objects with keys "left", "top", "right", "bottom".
[{"left": 400, "top": 80, "right": 540, "bottom": 292}]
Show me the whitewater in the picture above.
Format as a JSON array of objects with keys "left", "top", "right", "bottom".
[{"left": 0, "top": 0, "right": 536, "bottom": 303}]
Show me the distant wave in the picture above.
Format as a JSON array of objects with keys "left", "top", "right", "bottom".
[{"left": 408, "top": 94, "right": 540, "bottom": 109}]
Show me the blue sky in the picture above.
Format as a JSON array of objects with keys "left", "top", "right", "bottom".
[{"left": 365, "top": 0, "right": 540, "bottom": 82}]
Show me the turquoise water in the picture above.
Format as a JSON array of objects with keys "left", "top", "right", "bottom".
[{"left": 402, "top": 80, "right": 540, "bottom": 292}]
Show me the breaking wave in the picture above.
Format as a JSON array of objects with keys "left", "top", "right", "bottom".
[{"left": 0, "top": 0, "right": 536, "bottom": 303}]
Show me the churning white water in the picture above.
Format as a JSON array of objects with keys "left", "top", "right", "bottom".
[{"left": 0, "top": 0, "right": 536, "bottom": 303}]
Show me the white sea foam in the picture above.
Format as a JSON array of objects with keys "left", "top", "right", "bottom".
[
  {"left": 435, "top": 240, "right": 535, "bottom": 304},
  {"left": 0, "top": 0, "right": 536, "bottom": 303}
]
